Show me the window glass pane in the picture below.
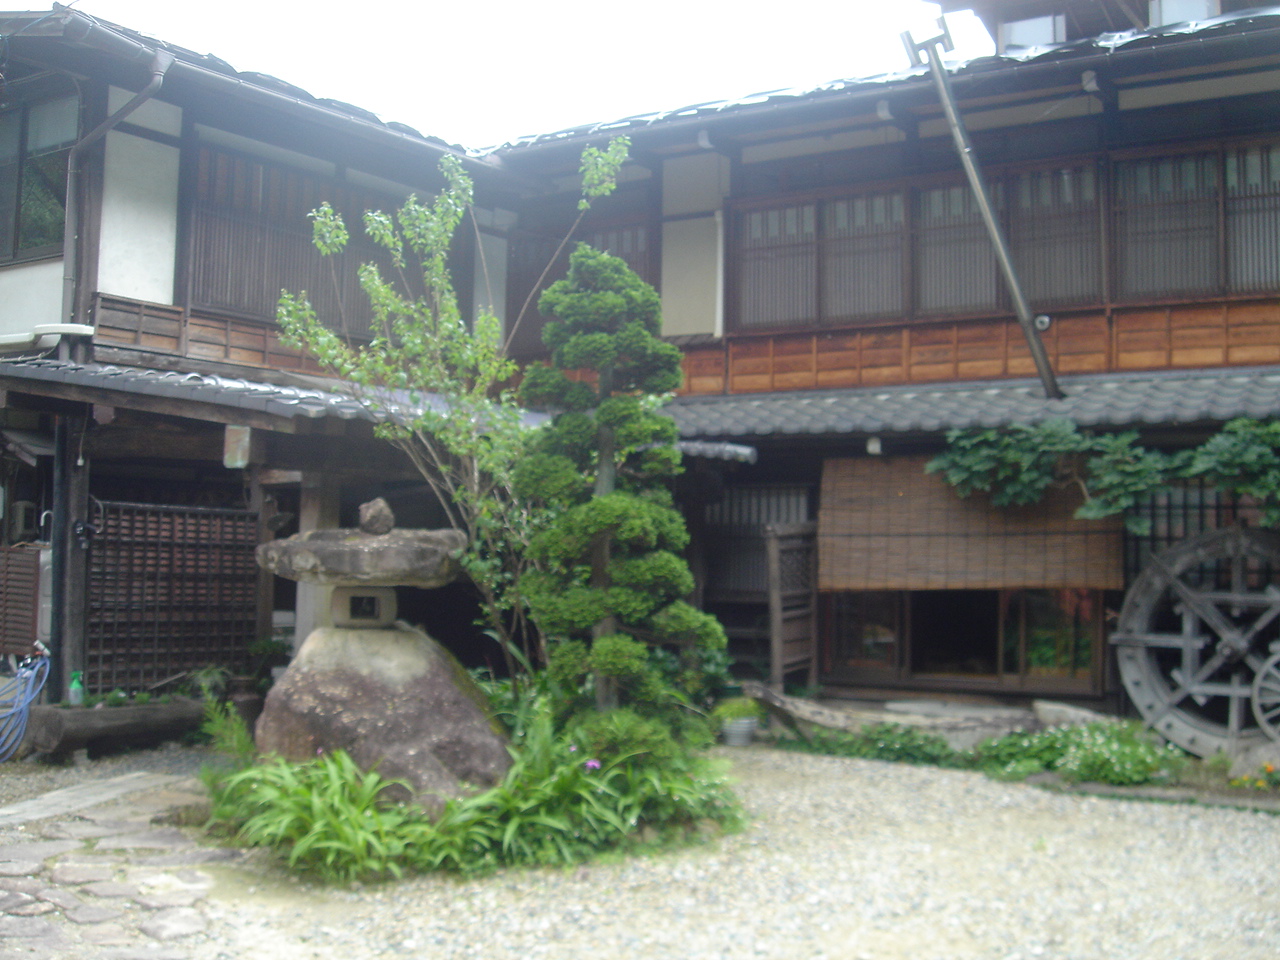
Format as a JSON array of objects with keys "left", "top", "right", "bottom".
[
  {"left": 16, "top": 147, "right": 68, "bottom": 252},
  {"left": 738, "top": 204, "right": 817, "bottom": 327},
  {"left": 1114, "top": 154, "right": 1219, "bottom": 298},
  {"left": 1019, "top": 589, "right": 1097, "bottom": 678},
  {"left": 0, "top": 112, "right": 18, "bottom": 260},
  {"left": 914, "top": 184, "right": 999, "bottom": 314},
  {"left": 829, "top": 591, "right": 899, "bottom": 669},
  {"left": 1008, "top": 165, "right": 1102, "bottom": 306},
  {"left": 822, "top": 192, "right": 904, "bottom": 321},
  {"left": 26, "top": 97, "right": 78, "bottom": 153},
  {"left": 1226, "top": 145, "right": 1280, "bottom": 292}
]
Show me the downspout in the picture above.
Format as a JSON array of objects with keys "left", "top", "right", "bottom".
[
  {"left": 59, "top": 48, "right": 175, "bottom": 353},
  {"left": 903, "top": 22, "right": 1063, "bottom": 400},
  {"left": 48, "top": 48, "right": 173, "bottom": 698}
]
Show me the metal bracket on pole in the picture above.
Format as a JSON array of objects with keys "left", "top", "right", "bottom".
[{"left": 901, "top": 20, "right": 1063, "bottom": 400}]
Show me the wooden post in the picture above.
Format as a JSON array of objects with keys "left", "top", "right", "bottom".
[
  {"left": 765, "top": 526, "right": 784, "bottom": 692},
  {"left": 49, "top": 414, "right": 91, "bottom": 699}
]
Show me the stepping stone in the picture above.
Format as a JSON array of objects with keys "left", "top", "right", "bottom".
[
  {"left": 64, "top": 902, "right": 124, "bottom": 924},
  {"left": 81, "top": 921, "right": 136, "bottom": 945},
  {"left": 35, "top": 886, "right": 85, "bottom": 910},
  {"left": 0, "top": 774, "right": 183, "bottom": 827},
  {"left": 133, "top": 849, "right": 239, "bottom": 870},
  {"left": 0, "top": 860, "right": 42, "bottom": 877},
  {"left": 134, "top": 889, "right": 203, "bottom": 909},
  {"left": 83, "top": 880, "right": 139, "bottom": 898},
  {"left": 133, "top": 847, "right": 240, "bottom": 866},
  {"left": 0, "top": 914, "right": 63, "bottom": 938},
  {"left": 0, "top": 840, "right": 80, "bottom": 862},
  {"left": 95, "top": 828, "right": 192, "bottom": 851},
  {"left": 40, "top": 820, "right": 126, "bottom": 840},
  {"left": 8, "top": 899, "right": 56, "bottom": 916},
  {"left": 95, "top": 949, "right": 190, "bottom": 960},
  {"left": 0, "top": 876, "right": 44, "bottom": 894},
  {"left": 139, "top": 906, "right": 207, "bottom": 940},
  {"left": 0, "top": 889, "right": 35, "bottom": 912},
  {"left": 49, "top": 862, "right": 115, "bottom": 884}
]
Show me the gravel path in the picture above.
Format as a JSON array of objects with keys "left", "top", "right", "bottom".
[{"left": 3, "top": 745, "right": 1279, "bottom": 960}]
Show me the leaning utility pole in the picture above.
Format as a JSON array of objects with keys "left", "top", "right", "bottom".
[{"left": 902, "top": 20, "right": 1063, "bottom": 400}]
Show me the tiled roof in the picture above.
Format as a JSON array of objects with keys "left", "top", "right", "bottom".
[
  {"left": 494, "top": 7, "right": 1280, "bottom": 152},
  {"left": 0, "top": 359, "right": 375, "bottom": 422},
  {"left": 666, "top": 368, "right": 1280, "bottom": 441}
]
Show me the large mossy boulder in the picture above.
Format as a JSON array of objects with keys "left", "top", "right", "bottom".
[{"left": 255, "top": 623, "right": 511, "bottom": 812}]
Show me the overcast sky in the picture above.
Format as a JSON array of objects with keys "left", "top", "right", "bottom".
[{"left": 68, "top": 0, "right": 995, "bottom": 149}]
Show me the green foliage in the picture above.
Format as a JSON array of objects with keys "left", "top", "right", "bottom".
[
  {"left": 779, "top": 718, "right": 1182, "bottom": 787},
  {"left": 711, "top": 696, "right": 763, "bottom": 724},
  {"left": 971, "top": 721, "right": 1184, "bottom": 785},
  {"left": 200, "top": 698, "right": 257, "bottom": 767},
  {"left": 1186, "top": 419, "right": 1280, "bottom": 526},
  {"left": 516, "top": 243, "right": 726, "bottom": 710},
  {"left": 779, "top": 723, "right": 960, "bottom": 767},
  {"left": 929, "top": 417, "right": 1280, "bottom": 534},
  {"left": 279, "top": 142, "right": 630, "bottom": 671},
  {"left": 205, "top": 690, "right": 742, "bottom": 881},
  {"left": 206, "top": 750, "right": 426, "bottom": 883}
]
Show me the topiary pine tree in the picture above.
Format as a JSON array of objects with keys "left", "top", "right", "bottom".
[{"left": 516, "top": 244, "right": 726, "bottom": 714}]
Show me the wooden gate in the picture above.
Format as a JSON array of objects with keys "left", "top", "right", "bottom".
[{"left": 86, "top": 501, "right": 258, "bottom": 692}]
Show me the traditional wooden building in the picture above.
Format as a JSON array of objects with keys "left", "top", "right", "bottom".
[
  {"left": 493, "top": 0, "right": 1280, "bottom": 727},
  {"left": 0, "top": 7, "right": 515, "bottom": 695}
]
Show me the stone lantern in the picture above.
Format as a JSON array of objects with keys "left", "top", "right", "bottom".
[{"left": 254, "top": 499, "right": 511, "bottom": 811}]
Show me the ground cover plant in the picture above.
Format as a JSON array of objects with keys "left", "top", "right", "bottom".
[{"left": 777, "top": 718, "right": 1187, "bottom": 787}]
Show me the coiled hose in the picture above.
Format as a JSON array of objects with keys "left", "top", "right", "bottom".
[{"left": 0, "top": 655, "right": 50, "bottom": 762}]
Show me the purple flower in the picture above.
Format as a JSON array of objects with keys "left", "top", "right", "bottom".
[
  {"left": 569, "top": 745, "right": 578, "bottom": 752},
  {"left": 584, "top": 758, "right": 601, "bottom": 770}
]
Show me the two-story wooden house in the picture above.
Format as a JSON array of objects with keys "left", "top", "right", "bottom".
[
  {"left": 492, "top": 0, "right": 1280, "bottom": 747},
  {"left": 0, "top": 6, "right": 519, "bottom": 695}
]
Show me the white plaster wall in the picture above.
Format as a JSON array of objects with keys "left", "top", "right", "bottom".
[
  {"left": 108, "top": 87, "right": 182, "bottom": 136},
  {"left": 472, "top": 231, "right": 508, "bottom": 324},
  {"left": 97, "top": 130, "right": 180, "bottom": 305},
  {"left": 661, "top": 214, "right": 722, "bottom": 338},
  {"left": 663, "top": 153, "right": 730, "bottom": 217},
  {"left": 0, "top": 259, "right": 63, "bottom": 336}
]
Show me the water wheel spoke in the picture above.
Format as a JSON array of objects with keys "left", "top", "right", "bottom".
[
  {"left": 1239, "top": 595, "right": 1280, "bottom": 650},
  {"left": 1148, "top": 647, "right": 1232, "bottom": 724},
  {"left": 1149, "top": 555, "right": 1239, "bottom": 647}
]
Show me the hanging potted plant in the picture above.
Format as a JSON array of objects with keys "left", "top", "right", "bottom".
[{"left": 713, "top": 696, "right": 764, "bottom": 746}]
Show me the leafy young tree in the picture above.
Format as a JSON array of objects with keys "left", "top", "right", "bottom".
[
  {"left": 276, "top": 143, "right": 628, "bottom": 666},
  {"left": 516, "top": 245, "right": 726, "bottom": 711}
]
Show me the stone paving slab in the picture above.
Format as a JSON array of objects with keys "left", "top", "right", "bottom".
[{"left": 0, "top": 773, "right": 183, "bottom": 827}]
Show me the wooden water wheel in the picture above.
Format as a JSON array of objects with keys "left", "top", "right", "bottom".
[{"left": 1112, "top": 527, "right": 1280, "bottom": 757}]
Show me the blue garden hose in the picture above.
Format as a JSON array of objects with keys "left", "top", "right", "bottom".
[{"left": 0, "top": 655, "right": 50, "bottom": 762}]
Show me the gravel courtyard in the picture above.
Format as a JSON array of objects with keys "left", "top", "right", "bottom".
[{"left": 2, "top": 744, "right": 1278, "bottom": 960}]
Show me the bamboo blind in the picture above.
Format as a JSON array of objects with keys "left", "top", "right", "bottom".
[{"left": 818, "top": 456, "right": 1123, "bottom": 591}]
